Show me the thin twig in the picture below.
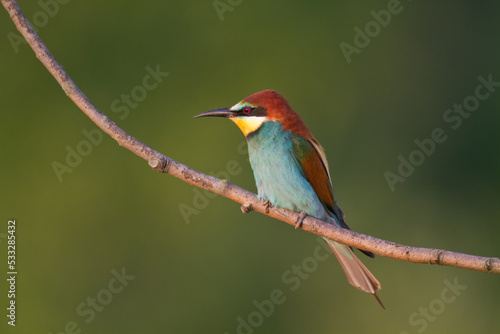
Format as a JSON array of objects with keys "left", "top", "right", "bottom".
[{"left": 2, "top": 0, "right": 499, "bottom": 274}]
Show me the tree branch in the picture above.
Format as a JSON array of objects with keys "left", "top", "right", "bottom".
[{"left": 3, "top": 0, "right": 499, "bottom": 275}]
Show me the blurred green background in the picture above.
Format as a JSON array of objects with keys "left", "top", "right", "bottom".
[{"left": 1, "top": 1, "right": 499, "bottom": 333}]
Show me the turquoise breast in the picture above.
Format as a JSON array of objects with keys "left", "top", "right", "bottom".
[{"left": 246, "top": 121, "right": 327, "bottom": 220}]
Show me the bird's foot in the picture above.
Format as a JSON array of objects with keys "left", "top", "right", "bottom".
[
  {"left": 295, "top": 211, "right": 308, "bottom": 229},
  {"left": 240, "top": 203, "right": 254, "bottom": 214},
  {"left": 263, "top": 200, "right": 273, "bottom": 213}
]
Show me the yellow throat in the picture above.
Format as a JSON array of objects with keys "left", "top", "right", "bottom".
[{"left": 231, "top": 117, "right": 267, "bottom": 136}]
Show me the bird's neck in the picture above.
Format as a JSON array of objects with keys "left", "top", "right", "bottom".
[
  {"left": 246, "top": 121, "right": 294, "bottom": 177},
  {"left": 246, "top": 121, "right": 288, "bottom": 147}
]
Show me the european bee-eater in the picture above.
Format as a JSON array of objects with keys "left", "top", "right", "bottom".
[{"left": 195, "top": 89, "right": 383, "bottom": 307}]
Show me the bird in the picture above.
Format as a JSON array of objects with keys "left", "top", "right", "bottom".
[{"left": 194, "top": 89, "right": 383, "bottom": 308}]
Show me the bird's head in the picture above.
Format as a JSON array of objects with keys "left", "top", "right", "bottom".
[{"left": 195, "top": 89, "right": 313, "bottom": 138}]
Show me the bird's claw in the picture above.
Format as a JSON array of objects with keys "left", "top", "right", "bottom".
[
  {"left": 295, "top": 211, "right": 308, "bottom": 229},
  {"left": 241, "top": 203, "right": 254, "bottom": 214},
  {"left": 263, "top": 200, "right": 272, "bottom": 213}
]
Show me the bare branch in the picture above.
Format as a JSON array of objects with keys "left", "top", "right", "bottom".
[{"left": 2, "top": 0, "right": 499, "bottom": 275}]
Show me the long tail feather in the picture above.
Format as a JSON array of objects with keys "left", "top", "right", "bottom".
[{"left": 324, "top": 238, "right": 384, "bottom": 309}]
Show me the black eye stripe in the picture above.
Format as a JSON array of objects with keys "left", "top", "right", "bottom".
[
  {"left": 253, "top": 106, "right": 267, "bottom": 116},
  {"left": 238, "top": 106, "right": 267, "bottom": 117}
]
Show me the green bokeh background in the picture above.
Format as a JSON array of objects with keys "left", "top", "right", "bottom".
[{"left": 1, "top": 1, "right": 499, "bottom": 333}]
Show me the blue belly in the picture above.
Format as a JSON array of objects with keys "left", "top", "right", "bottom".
[{"left": 247, "top": 122, "right": 328, "bottom": 220}]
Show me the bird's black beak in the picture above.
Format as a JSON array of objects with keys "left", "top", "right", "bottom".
[{"left": 194, "top": 108, "right": 234, "bottom": 119}]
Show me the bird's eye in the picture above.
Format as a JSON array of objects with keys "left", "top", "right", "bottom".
[{"left": 243, "top": 106, "right": 252, "bottom": 114}]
